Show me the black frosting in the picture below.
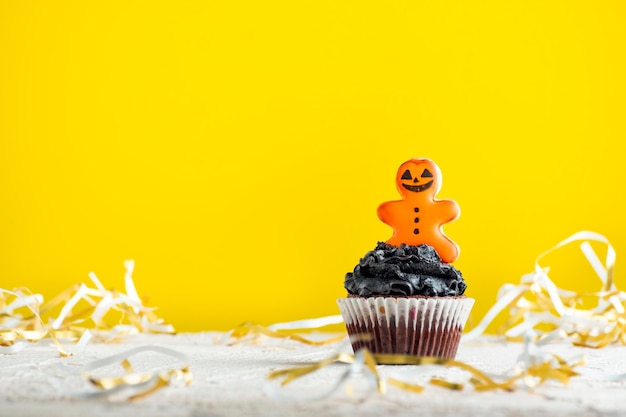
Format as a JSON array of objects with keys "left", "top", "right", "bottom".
[{"left": 344, "top": 242, "right": 466, "bottom": 297}]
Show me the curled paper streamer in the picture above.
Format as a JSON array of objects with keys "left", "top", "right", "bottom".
[
  {"left": 81, "top": 346, "right": 192, "bottom": 400},
  {"left": 229, "top": 315, "right": 346, "bottom": 346},
  {"left": 0, "top": 287, "right": 92, "bottom": 355},
  {"left": 268, "top": 341, "right": 582, "bottom": 398},
  {"left": 463, "top": 231, "right": 626, "bottom": 347},
  {"left": 0, "top": 260, "right": 174, "bottom": 356},
  {"left": 266, "top": 349, "right": 382, "bottom": 401}
]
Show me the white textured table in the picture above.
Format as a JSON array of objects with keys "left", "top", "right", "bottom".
[{"left": 1, "top": 333, "right": 626, "bottom": 417}]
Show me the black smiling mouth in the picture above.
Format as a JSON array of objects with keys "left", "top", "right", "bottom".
[{"left": 401, "top": 180, "right": 434, "bottom": 193}]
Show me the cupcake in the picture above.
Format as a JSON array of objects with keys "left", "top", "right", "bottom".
[{"left": 337, "top": 158, "right": 474, "bottom": 361}]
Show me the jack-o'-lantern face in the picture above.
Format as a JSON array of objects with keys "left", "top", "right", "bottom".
[{"left": 395, "top": 159, "right": 441, "bottom": 197}]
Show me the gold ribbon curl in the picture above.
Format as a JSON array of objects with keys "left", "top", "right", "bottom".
[
  {"left": 268, "top": 347, "right": 581, "bottom": 396},
  {"left": 229, "top": 315, "right": 346, "bottom": 346},
  {"left": 464, "top": 231, "right": 626, "bottom": 348},
  {"left": 0, "top": 260, "right": 174, "bottom": 356},
  {"left": 82, "top": 346, "right": 192, "bottom": 400}
]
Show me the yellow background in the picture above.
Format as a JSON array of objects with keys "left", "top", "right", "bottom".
[{"left": 1, "top": 1, "right": 625, "bottom": 331}]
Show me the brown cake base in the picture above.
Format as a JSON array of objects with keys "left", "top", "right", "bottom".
[
  {"left": 345, "top": 320, "right": 463, "bottom": 360},
  {"left": 337, "top": 296, "right": 474, "bottom": 364}
]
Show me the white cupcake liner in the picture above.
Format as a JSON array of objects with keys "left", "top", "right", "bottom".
[{"left": 337, "top": 296, "right": 474, "bottom": 360}]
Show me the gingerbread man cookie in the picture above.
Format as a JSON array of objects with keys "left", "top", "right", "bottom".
[{"left": 377, "top": 158, "right": 460, "bottom": 263}]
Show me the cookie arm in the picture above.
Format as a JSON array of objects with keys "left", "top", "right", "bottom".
[
  {"left": 377, "top": 200, "right": 395, "bottom": 226},
  {"left": 435, "top": 199, "right": 460, "bottom": 223}
]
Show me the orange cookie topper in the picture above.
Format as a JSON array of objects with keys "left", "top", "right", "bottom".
[{"left": 377, "top": 158, "right": 460, "bottom": 263}]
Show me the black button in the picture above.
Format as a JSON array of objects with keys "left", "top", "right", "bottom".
[
  {"left": 414, "top": 217, "right": 419, "bottom": 223},
  {"left": 413, "top": 228, "right": 419, "bottom": 234},
  {"left": 414, "top": 207, "right": 419, "bottom": 212}
]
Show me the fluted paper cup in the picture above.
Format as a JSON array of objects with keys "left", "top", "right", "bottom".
[{"left": 337, "top": 296, "right": 474, "bottom": 362}]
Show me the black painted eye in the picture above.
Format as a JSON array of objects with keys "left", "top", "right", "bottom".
[
  {"left": 421, "top": 168, "right": 433, "bottom": 178},
  {"left": 401, "top": 169, "right": 413, "bottom": 180}
]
